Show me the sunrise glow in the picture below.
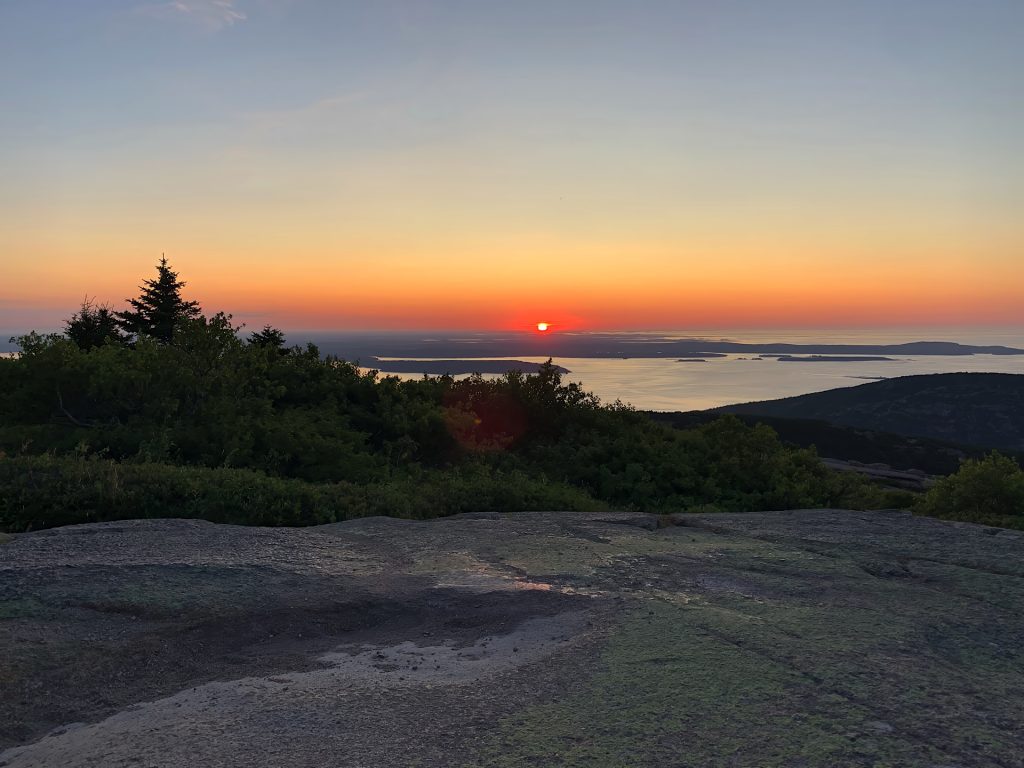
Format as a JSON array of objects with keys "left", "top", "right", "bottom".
[
  {"left": 536, "top": 323, "right": 549, "bottom": 332},
  {"left": 1, "top": 2, "right": 1022, "bottom": 334}
]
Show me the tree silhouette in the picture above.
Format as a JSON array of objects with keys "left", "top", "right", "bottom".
[
  {"left": 249, "top": 325, "right": 287, "bottom": 351},
  {"left": 65, "top": 298, "right": 124, "bottom": 350},
  {"left": 118, "top": 256, "right": 200, "bottom": 343}
]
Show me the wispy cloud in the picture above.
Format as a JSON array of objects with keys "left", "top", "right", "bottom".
[{"left": 135, "top": 0, "right": 247, "bottom": 32}]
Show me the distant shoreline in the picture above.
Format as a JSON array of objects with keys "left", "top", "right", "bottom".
[
  {"left": 300, "top": 333, "right": 1024, "bottom": 362},
  {"left": 4, "top": 331, "right": 1023, "bottom": 358},
  {"left": 363, "top": 358, "right": 571, "bottom": 375},
  {"left": 774, "top": 355, "right": 897, "bottom": 363}
]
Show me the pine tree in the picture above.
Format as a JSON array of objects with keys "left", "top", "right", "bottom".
[
  {"left": 65, "top": 297, "right": 125, "bottom": 350},
  {"left": 249, "top": 325, "right": 288, "bottom": 352},
  {"left": 117, "top": 256, "right": 201, "bottom": 343}
]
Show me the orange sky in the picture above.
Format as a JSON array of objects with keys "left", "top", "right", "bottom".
[
  {"left": 2, "top": 1, "right": 1022, "bottom": 332},
  {"left": 4, "top": 232, "right": 1021, "bottom": 332}
]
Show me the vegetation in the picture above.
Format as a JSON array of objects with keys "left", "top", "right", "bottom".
[
  {"left": 650, "top": 410, "right": 1016, "bottom": 476},
  {"left": 115, "top": 255, "right": 201, "bottom": 343},
  {"left": 0, "top": 259, "right": 916, "bottom": 532},
  {"left": 718, "top": 372, "right": 1024, "bottom": 453},
  {"left": 65, "top": 299, "right": 125, "bottom": 351},
  {"left": 0, "top": 454, "right": 603, "bottom": 530},
  {"left": 249, "top": 324, "right": 288, "bottom": 351},
  {"left": 915, "top": 452, "right": 1024, "bottom": 530}
]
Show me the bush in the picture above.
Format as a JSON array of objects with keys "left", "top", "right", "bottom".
[
  {"left": 0, "top": 454, "right": 342, "bottom": 530},
  {"left": 0, "top": 454, "right": 606, "bottom": 532},
  {"left": 914, "top": 452, "right": 1024, "bottom": 529}
]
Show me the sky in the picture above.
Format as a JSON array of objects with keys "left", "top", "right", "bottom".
[{"left": 1, "top": 0, "right": 1022, "bottom": 332}]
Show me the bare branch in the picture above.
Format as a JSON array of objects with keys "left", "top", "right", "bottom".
[{"left": 55, "top": 387, "right": 94, "bottom": 429}]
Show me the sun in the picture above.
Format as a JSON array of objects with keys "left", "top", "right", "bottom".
[{"left": 536, "top": 322, "right": 549, "bottom": 332}]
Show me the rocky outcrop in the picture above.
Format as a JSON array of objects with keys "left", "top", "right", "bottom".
[{"left": 2, "top": 510, "right": 1023, "bottom": 767}]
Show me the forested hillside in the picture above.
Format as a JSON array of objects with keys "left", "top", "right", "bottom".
[{"left": 718, "top": 373, "right": 1024, "bottom": 452}]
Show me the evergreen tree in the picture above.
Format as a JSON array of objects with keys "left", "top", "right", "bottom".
[
  {"left": 249, "top": 325, "right": 287, "bottom": 351},
  {"left": 117, "top": 256, "right": 201, "bottom": 343},
  {"left": 65, "top": 298, "right": 125, "bottom": 350}
]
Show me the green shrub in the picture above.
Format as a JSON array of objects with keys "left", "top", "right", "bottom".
[
  {"left": 0, "top": 454, "right": 606, "bottom": 532},
  {"left": 0, "top": 454, "right": 340, "bottom": 530},
  {"left": 914, "top": 452, "right": 1024, "bottom": 529}
]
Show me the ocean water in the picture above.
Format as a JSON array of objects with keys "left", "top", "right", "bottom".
[
  {"left": 367, "top": 327, "right": 1024, "bottom": 411},
  {"left": 370, "top": 353, "right": 1024, "bottom": 411}
]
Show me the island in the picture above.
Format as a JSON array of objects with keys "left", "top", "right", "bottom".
[
  {"left": 276, "top": 332, "right": 1024, "bottom": 363},
  {"left": 363, "top": 358, "right": 571, "bottom": 375}
]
